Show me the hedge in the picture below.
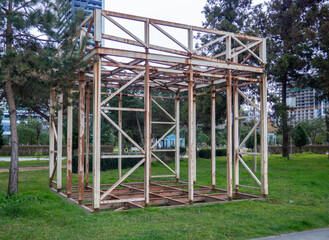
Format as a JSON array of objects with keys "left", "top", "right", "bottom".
[
  {"left": 198, "top": 148, "right": 227, "bottom": 159},
  {"left": 72, "top": 155, "right": 142, "bottom": 173}
]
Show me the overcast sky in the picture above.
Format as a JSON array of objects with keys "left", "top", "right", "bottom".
[{"left": 105, "top": 0, "right": 266, "bottom": 27}]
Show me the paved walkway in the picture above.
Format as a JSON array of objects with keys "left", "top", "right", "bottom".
[{"left": 252, "top": 228, "right": 329, "bottom": 240}]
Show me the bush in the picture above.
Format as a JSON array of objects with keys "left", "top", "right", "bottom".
[
  {"left": 198, "top": 149, "right": 211, "bottom": 158},
  {"left": 216, "top": 148, "right": 227, "bottom": 156},
  {"left": 198, "top": 148, "right": 227, "bottom": 158},
  {"left": 72, "top": 155, "right": 142, "bottom": 173}
]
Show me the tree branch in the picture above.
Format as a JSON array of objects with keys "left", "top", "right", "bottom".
[
  {"left": 31, "top": 107, "right": 49, "bottom": 122},
  {"left": 13, "top": 1, "right": 32, "bottom": 13}
]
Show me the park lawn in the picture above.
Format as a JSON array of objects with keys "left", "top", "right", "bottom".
[
  {"left": 0, "top": 159, "right": 67, "bottom": 168},
  {"left": 0, "top": 153, "right": 328, "bottom": 240}
]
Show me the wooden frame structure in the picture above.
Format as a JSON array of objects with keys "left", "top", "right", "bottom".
[{"left": 49, "top": 9, "right": 268, "bottom": 212}]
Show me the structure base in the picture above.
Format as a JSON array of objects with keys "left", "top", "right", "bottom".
[{"left": 50, "top": 181, "right": 262, "bottom": 213}]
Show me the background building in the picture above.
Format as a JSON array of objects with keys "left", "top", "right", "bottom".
[
  {"left": 70, "top": 0, "right": 103, "bottom": 18},
  {"left": 287, "top": 87, "right": 328, "bottom": 126}
]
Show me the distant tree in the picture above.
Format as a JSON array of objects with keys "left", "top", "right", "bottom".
[
  {"left": 17, "top": 118, "right": 48, "bottom": 145},
  {"left": 299, "top": 118, "right": 326, "bottom": 145},
  {"left": 292, "top": 125, "right": 308, "bottom": 151},
  {"left": 246, "top": 132, "right": 260, "bottom": 149},
  {"left": 265, "top": 0, "right": 323, "bottom": 159},
  {"left": 0, "top": 0, "right": 86, "bottom": 196},
  {"left": 308, "top": 3, "right": 329, "bottom": 153}
]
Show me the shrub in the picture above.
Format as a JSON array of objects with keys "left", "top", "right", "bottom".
[
  {"left": 72, "top": 155, "right": 142, "bottom": 173},
  {"left": 216, "top": 148, "right": 227, "bottom": 156},
  {"left": 293, "top": 125, "right": 308, "bottom": 150},
  {"left": 198, "top": 148, "right": 227, "bottom": 159},
  {"left": 198, "top": 149, "right": 211, "bottom": 158}
]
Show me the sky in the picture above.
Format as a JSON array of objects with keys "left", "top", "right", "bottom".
[{"left": 105, "top": 0, "right": 266, "bottom": 28}]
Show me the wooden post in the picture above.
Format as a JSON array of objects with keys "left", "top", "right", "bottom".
[
  {"left": 226, "top": 71, "right": 233, "bottom": 200},
  {"left": 66, "top": 87, "right": 73, "bottom": 196},
  {"left": 260, "top": 74, "right": 268, "bottom": 197},
  {"left": 211, "top": 85, "right": 216, "bottom": 187},
  {"left": 57, "top": 91, "right": 63, "bottom": 191},
  {"left": 233, "top": 79, "right": 239, "bottom": 193},
  {"left": 188, "top": 66, "right": 194, "bottom": 202},
  {"left": 118, "top": 92, "right": 122, "bottom": 179},
  {"left": 85, "top": 82, "right": 90, "bottom": 186},
  {"left": 49, "top": 88, "right": 55, "bottom": 186},
  {"left": 254, "top": 108, "right": 257, "bottom": 173},
  {"left": 193, "top": 89, "right": 197, "bottom": 183},
  {"left": 92, "top": 55, "right": 101, "bottom": 210},
  {"left": 144, "top": 59, "right": 151, "bottom": 206},
  {"left": 175, "top": 92, "right": 180, "bottom": 181},
  {"left": 78, "top": 74, "right": 85, "bottom": 204},
  {"left": 144, "top": 19, "right": 151, "bottom": 206}
]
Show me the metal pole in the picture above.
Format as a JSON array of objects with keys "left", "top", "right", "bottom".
[
  {"left": 226, "top": 71, "right": 233, "bottom": 200},
  {"left": 78, "top": 74, "right": 85, "bottom": 204},
  {"left": 175, "top": 92, "right": 180, "bottom": 181},
  {"left": 260, "top": 74, "right": 268, "bottom": 197},
  {"left": 66, "top": 87, "right": 73, "bottom": 196},
  {"left": 233, "top": 79, "right": 239, "bottom": 193},
  {"left": 57, "top": 91, "right": 63, "bottom": 191},
  {"left": 211, "top": 85, "right": 216, "bottom": 187},
  {"left": 49, "top": 88, "right": 55, "bottom": 186},
  {"left": 118, "top": 92, "right": 122, "bottom": 179},
  {"left": 92, "top": 55, "right": 101, "bottom": 210},
  {"left": 85, "top": 82, "right": 90, "bottom": 186}
]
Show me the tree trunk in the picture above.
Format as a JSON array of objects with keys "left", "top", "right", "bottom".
[
  {"left": 6, "top": 80, "right": 19, "bottom": 196},
  {"left": 6, "top": 0, "right": 19, "bottom": 195},
  {"left": 327, "top": 95, "right": 329, "bottom": 159},
  {"left": 282, "top": 78, "right": 289, "bottom": 159}
]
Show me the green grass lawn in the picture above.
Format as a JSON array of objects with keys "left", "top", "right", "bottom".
[
  {"left": 0, "top": 153, "right": 328, "bottom": 239},
  {"left": 0, "top": 158, "right": 66, "bottom": 168}
]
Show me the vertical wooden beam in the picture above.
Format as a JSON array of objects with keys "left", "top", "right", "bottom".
[
  {"left": 49, "top": 88, "right": 55, "bottom": 186},
  {"left": 85, "top": 82, "right": 90, "bottom": 186},
  {"left": 233, "top": 79, "right": 239, "bottom": 193},
  {"left": 211, "top": 85, "right": 216, "bottom": 187},
  {"left": 144, "top": 19, "right": 150, "bottom": 206},
  {"left": 57, "top": 91, "right": 63, "bottom": 191},
  {"left": 193, "top": 89, "right": 197, "bottom": 183},
  {"left": 92, "top": 55, "right": 101, "bottom": 210},
  {"left": 66, "top": 87, "right": 73, "bottom": 196},
  {"left": 149, "top": 92, "right": 152, "bottom": 180},
  {"left": 78, "top": 74, "right": 85, "bottom": 204},
  {"left": 118, "top": 92, "right": 123, "bottom": 179},
  {"left": 94, "top": 9, "right": 102, "bottom": 42},
  {"left": 188, "top": 66, "right": 194, "bottom": 202},
  {"left": 254, "top": 108, "right": 257, "bottom": 173},
  {"left": 226, "top": 35, "right": 232, "bottom": 60},
  {"left": 187, "top": 27, "right": 194, "bottom": 202},
  {"left": 260, "top": 74, "right": 268, "bottom": 196},
  {"left": 144, "top": 59, "right": 151, "bottom": 206},
  {"left": 175, "top": 92, "right": 180, "bottom": 181},
  {"left": 226, "top": 71, "right": 233, "bottom": 200}
]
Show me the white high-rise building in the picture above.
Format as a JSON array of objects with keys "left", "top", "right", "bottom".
[{"left": 287, "top": 87, "right": 328, "bottom": 126}]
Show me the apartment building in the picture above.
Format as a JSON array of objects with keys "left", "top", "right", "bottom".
[
  {"left": 70, "top": 0, "right": 103, "bottom": 17},
  {"left": 287, "top": 87, "right": 328, "bottom": 126}
]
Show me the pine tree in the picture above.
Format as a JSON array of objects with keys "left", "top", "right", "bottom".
[
  {"left": 0, "top": 0, "right": 86, "bottom": 196},
  {"left": 292, "top": 125, "right": 308, "bottom": 151},
  {"left": 266, "top": 0, "right": 322, "bottom": 159}
]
